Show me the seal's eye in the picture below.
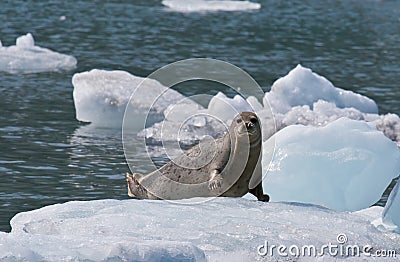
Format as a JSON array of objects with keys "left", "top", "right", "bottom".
[
  {"left": 250, "top": 117, "right": 258, "bottom": 124},
  {"left": 236, "top": 118, "right": 243, "bottom": 124}
]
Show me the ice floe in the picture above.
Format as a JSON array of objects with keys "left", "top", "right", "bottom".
[
  {"left": 162, "top": 0, "right": 261, "bottom": 13},
  {"left": 265, "top": 64, "right": 378, "bottom": 115},
  {"left": 1, "top": 198, "right": 399, "bottom": 261},
  {"left": 262, "top": 117, "right": 400, "bottom": 211},
  {"left": 0, "top": 33, "right": 77, "bottom": 74},
  {"left": 261, "top": 65, "right": 400, "bottom": 146},
  {"left": 72, "top": 69, "right": 198, "bottom": 130}
]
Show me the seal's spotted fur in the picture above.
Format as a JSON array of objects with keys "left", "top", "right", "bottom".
[{"left": 126, "top": 112, "right": 269, "bottom": 201}]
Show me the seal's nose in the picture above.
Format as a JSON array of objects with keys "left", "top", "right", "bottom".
[{"left": 245, "top": 122, "right": 254, "bottom": 129}]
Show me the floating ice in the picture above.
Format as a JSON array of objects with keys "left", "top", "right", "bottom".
[
  {"left": 368, "top": 113, "right": 400, "bottom": 147},
  {"left": 207, "top": 92, "right": 255, "bottom": 123},
  {"left": 140, "top": 64, "right": 399, "bottom": 147},
  {"left": 71, "top": 65, "right": 400, "bottom": 146},
  {"left": 1, "top": 198, "right": 399, "bottom": 261},
  {"left": 382, "top": 179, "right": 400, "bottom": 232},
  {"left": 0, "top": 33, "right": 77, "bottom": 74},
  {"left": 264, "top": 64, "right": 378, "bottom": 114},
  {"left": 72, "top": 69, "right": 197, "bottom": 130},
  {"left": 162, "top": 0, "right": 261, "bottom": 12},
  {"left": 260, "top": 65, "right": 400, "bottom": 145},
  {"left": 268, "top": 100, "right": 400, "bottom": 146},
  {"left": 262, "top": 117, "right": 400, "bottom": 211}
]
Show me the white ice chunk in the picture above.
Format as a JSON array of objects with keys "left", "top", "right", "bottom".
[
  {"left": 207, "top": 92, "right": 254, "bottom": 123},
  {"left": 162, "top": 0, "right": 261, "bottom": 13},
  {"left": 0, "top": 33, "right": 77, "bottom": 74},
  {"left": 368, "top": 113, "right": 400, "bottom": 147},
  {"left": 72, "top": 69, "right": 197, "bottom": 130},
  {"left": 246, "top": 95, "right": 263, "bottom": 112},
  {"left": 262, "top": 65, "right": 399, "bottom": 145},
  {"left": 281, "top": 100, "right": 364, "bottom": 127},
  {"left": 382, "top": 179, "right": 400, "bottom": 232},
  {"left": 262, "top": 117, "right": 400, "bottom": 211},
  {"left": 270, "top": 100, "right": 400, "bottom": 145},
  {"left": 1, "top": 199, "right": 399, "bottom": 261},
  {"left": 264, "top": 65, "right": 378, "bottom": 114},
  {"left": 15, "top": 33, "right": 35, "bottom": 48}
]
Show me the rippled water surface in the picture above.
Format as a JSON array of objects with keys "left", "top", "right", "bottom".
[{"left": 1, "top": 0, "right": 399, "bottom": 232}]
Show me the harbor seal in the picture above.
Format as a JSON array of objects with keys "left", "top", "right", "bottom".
[{"left": 126, "top": 112, "right": 269, "bottom": 201}]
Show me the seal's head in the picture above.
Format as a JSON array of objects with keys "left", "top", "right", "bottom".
[{"left": 231, "top": 112, "right": 262, "bottom": 144}]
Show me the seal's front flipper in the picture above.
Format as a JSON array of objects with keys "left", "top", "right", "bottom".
[
  {"left": 249, "top": 182, "right": 270, "bottom": 202},
  {"left": 125, "top": 172, "right": 143, "bottom": 198},
  {"left": 208, "top": 169, "right": 223, "bottom": 191},
  {"left": 257, "top": 193, "right": 270, "bottom": 202}
]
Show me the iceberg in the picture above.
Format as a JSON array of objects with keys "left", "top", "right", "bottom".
[
  {"left": 264, "top": 64, "right": 378, "bottom": 114},
  {"left": 382, "top": 179, "right": 400, "bottom": 232},
  {"left": 72, "top": 69, "right": 198, "bottom": 130},
  {"left": 261, "top": 65, "right": 400, "bottom": 146},
  {"left": 0, "top": 33, "right": 77, "bottom": 74},
  {"left": 1, "top": 198, "right": 399, "bottom": 261},
  {"left": 262, "top": 117, "right": 400, "bottom": 211},
  {"left": 162, "top": 0, "right": 261, "bottom": 13}
]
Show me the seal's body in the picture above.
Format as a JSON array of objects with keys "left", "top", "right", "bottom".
[{"left": 126, "top": 112, "right": 269, "bottom": 201}]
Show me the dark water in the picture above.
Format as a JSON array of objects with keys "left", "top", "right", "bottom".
[{"left": 1, "top": 0, "right": 400, "bottom": 232}]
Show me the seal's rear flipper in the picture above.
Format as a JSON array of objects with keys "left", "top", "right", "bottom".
[
  {"left": 208, "top": 169, "right": 223, "bottom": 191},
  {"left": 125, "top": 172, "right": 143, "bottom": 198}
]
